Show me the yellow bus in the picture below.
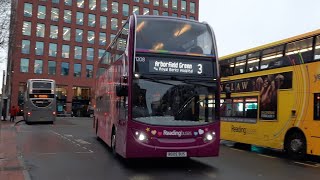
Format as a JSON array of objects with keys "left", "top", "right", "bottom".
[{"left": 219, "top": 29, "right": 320, "bottom": 159}]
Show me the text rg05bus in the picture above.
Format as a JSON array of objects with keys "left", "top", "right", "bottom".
[
  {"left": 219, "top": 29, "right": 320, "bottom": 159},
  {"left": 94, "top": 15, "right": 220, "bottom": 158}
]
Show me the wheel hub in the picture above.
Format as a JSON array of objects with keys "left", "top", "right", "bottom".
[{"left": 290, "top": 139, "right": 303, "bottom": 152}]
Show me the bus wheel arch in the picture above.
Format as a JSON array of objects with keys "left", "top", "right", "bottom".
[{"left": 284, "top": 127, "right": 307, "bottom": 160}]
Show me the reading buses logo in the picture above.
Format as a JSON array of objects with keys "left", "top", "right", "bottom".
[
  {"left": 162, "top": 130, "right": 192, "bottom": 137},
  {"left": 231, "top": 125, "right": 256, "bottom": 135}
]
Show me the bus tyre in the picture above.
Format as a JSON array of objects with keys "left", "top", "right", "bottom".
[
  {"left": 285, "top": 132, "right": 306, "bottom": 160},
  {"left": 95, "top": 119, "right": 100, "bottom": 140},
  {"left": 111, "top": 130, "right": 117, "bottom": 156}
]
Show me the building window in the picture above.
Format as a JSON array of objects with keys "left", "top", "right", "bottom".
[
  {"left": 52, "top": 0, "right": 59, "bottom": 4},
  {"left": 22, "top": 21, "right": 31, "bottom": 36},
  {"left": 61, "top": 62, "right": 69, "bottom": 76},
  {"left": 172, "top": 13, "right": 177, "bottom": 17},
  {"left": 75, "top": 29, "right": 83, "bottom": 42},
  {"left": 87, "top": 31, "right": 95, "bottom": 44},
  {"left": 21, "top": 40, "right": 30, "bottom": 54},
  {"left": 123, "top": 4, "right": 129, "bottom": 16},
  {"left": 74, "top": 46, "right": 82, "bottom": 60},
  {"left": 153, "top": 0, "right": 159, "bottom": 6},
  {"left": 51, "top": 8, "right": 59, "bottom": 21},
  {"left": 62, "top": 45, "right": 70, "bottom": 58},
  {"left": 36, "top": 23, "right": 45, "bottom": 37},
  {"left": 64, "top": 0, "right": 72, "bottom": 6},
  {"left": 162, "top": 11, "right": 168, "bottom": 16},
  {"left": 190, "top": 2, "right": 195, "bottom": 14},
  {"left": 172, "top": 0, "right": 178, "bottom": 10},
  {"left": 112, "top": 2, "right": 118, "bottom": 14},
  {"left": 20, "top": 58, "right": 29, "bottom": 73},
  {"left": 77, "top": 0, "right": 84, "bottom": 8},
  {"left": 35, "top": 41, "right": 44, "bottom": 55},
  {"left": 190, "top": 16, "right": 195, "bottom": 20},
  {"left": 34, "top": 60, "right": 43, "bottom": 74},
  {"left": 98, "top": 49, "right": 104, "bottom": 59},
  {"left": 49, "top": 43, "right": 57, "bottom": 57},
  {"left": 74, "top": 64, "right": 82, "bottom": 77},
  {"left": 133, "top": 6, "right": 139, "bottom": 14},
  {"left": 111, "top": 18, "right": 118, "bottom": 30},
  {"left": 24, "top": 3, "right": 32, "bottom": 17},
  {"left": 48, "top": 61, "right": 56, "bottom": 75},
  {"left": 50, "top": 25, "right": 58, "bottom": 39},
  {"left": 64, "top": 10, "right": 72, "bottom": 23},
  {"left": 38, "top": 5, "right": 46, "bottom": 19},
  {"left": 76, "top": 12, "right": 84, "bottom": 25},
  {"left": 87, "top": 48, "right": 94, "bottom": 61},
  {"left": 143, "top": 8, "right": 149, "bottom": 15},
  {"left": 63, "top": 27, "right": 71, "bottom": 41},
  {"left": 86, "top": 65, "right": 93, "bottom": 78},
  {"left": 181, "top": 1, "right": 186, "bottom": 12},
  {"left": 100, "top": 16, "right": 107, "bottom": 29},
  {"left": 89, "top": 0, "right": 96, "bottom": 10},
  {"left": 101, "top": 0, "right": 108, "bottom": 12},
  {"left": 163, "top": 0, "right": 168, "bottom": 8},
  {"left": 134, "top": 0, "right": 139, "bottom": 2},
  {"left": 153, "top": 10, "right": 159, "bottom": 15},
  {"left": 110, "top": 34, "right": 115, "bottom": 42},
  {"left": 144, "top": 0, "right": 149, "bottom": 4},
  {"left": 99, "top": 33, "right": 106, "bottom": 45},
  {"left": 181, "top": 15, "right": 186, "bottom": 18},
  {"left": 88, "top": 14, "right": 96, "bottom": 27}
]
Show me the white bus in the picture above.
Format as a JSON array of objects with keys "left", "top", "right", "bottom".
[{"left": 24, "top": 79, "right": 56, "bottom": 124}]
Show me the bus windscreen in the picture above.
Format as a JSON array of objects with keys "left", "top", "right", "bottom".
[
  {"left": 32, "top": 82, "right": 52, "bottom": 89},
  {"left": 136, "top": 17, "right": 215, "bottom": 56}
]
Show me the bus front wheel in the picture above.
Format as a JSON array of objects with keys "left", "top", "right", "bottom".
[{"left": 285, "top": 132, "right": 306, "bottom": 160}]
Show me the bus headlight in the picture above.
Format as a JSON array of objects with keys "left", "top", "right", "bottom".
[
  {"left": 204, "top": 132, "right": 216, "bottom": 142},
  {"left": 134, "top": 131, "right": 147, "bottom": 142}
]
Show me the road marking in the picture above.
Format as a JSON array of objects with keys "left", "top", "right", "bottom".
[
  {"left": 258, "top": 154, "right": 276, "bottom": 159},
  {"left": 230, "top": 148, "right": 244, "bottom": 152},
  {"left": 75, "top": 139, "right": 91, "bottom": 145},
  {"left": 294, "top": 161, "right": 319, "bottom": 168},
  {"left": 38, "top": 153, "right": 57, "bottom": 155}
]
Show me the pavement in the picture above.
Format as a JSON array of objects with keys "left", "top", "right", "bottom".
[{"left": 0, "top": 116, "right": 26, "bottom": 180}]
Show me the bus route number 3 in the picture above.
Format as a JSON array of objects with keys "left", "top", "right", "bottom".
[{"left": 197, "top": 64, "right": 203, "bottom": 74}]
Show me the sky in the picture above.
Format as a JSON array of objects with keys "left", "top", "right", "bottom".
[{"left": 199, "top": 0, "right": 320, "bottom": 57}]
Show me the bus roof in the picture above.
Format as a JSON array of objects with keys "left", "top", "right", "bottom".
[
  {"left": 220, "top": 29, "right": 320, "bottom": 60},
  {"left": 27, "top": 79, "right": 55, "bottom": 82}
]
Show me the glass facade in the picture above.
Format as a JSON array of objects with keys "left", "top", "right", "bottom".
[
  {"left": 34, "top": 60, "right": 43, "bottom": 74},
  {"left": 63, "top": 27, "right": 71, "bottom": 41},
  {"left": 74, "top": 64, "right": 82, "bottom": 77},
  {"left": 20, "top": 58, "right": 29, "bottom": 73},
  {"left": 48, "top": 61, "right": 56, "bottom": 75},
  {"left": 38, "top": 5, "right": 46, "bottom": 19},
  {"left": 61, "top": 62, "right": 69, "bottom": 76},
  {"left": 74, "top": 46, "right": 82, "bottom": 59},
  {"left": 35, "top": 41, "right": 44, "bottom": 55},
  {"left": 87, "top": 48, "right": 94, "bottom": 61},
  {"left": 21, "top": 40, "right": 30, "bottom": 54},
  {"left": 22, "top": 21, "right": 31, "bottom": 36}
]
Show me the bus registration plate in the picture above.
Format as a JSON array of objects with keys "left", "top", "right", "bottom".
[{"left": 166, "top": 151, "right": 187, "bottom": 157}]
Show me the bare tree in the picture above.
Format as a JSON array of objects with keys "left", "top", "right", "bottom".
[{"left": 0, "top": 0, "right": 11, "bottom": 49}]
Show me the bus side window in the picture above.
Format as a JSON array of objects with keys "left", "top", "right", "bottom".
[{"left": 315, "top": 93, "right": 320, "bottom": 120}]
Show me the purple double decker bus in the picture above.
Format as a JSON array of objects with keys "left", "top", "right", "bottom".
[{"left": 95, "top": 15, "right": 220, "bottom": 158}]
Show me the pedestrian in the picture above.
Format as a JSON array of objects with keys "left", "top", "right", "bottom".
[
  {"left": 10, "top": 105, "right": 17, "bottom": 122},
  {"left": 2, "top": 106, "right": 6, "bottom": 121}
]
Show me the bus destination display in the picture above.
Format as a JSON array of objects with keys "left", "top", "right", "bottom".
[{"left": 135, "top": 56, "right": 214, "bottom": 77}]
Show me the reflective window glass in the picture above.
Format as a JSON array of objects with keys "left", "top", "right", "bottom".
[
  {"left": 21, "top": 40, "right": 30, "bottom": 54},
  {"left": 77, "top": 0, "right": 84, "bottom": 8},
  {"left": 88, "top": 14, "right": 96, "bottom": 27},
  {"left": 61, "top": 62, "right": 69, "bottom": 76},
  {"left": 48, "top": 61, "right": 56, "bottom": 75},
  {"left": 172, "top": 0, "right": 178, "bottom": 10},
  {"left": 89, "top": 0, "right": 96, "bottom": 10},
  {"left": 35, "top": 41, "right": 44, "bottom": 55},
  {"left": 88, "top": 31, "right": 95, "bottom": 44},
  {"left": 62, "top": 45, "right": 70, "bottom": 58},
  {"left": 181, "top": 0, "right": 186, "bottom": 11},
  {"left": 20, "top": 58, "right": 29, "bottom": 73},
  {"left": 100, "top": 16, "right": 107, "bottom": 29},
  {"left": 50, "top": 25, "right": 58, "bottom": 39},
  {"left": 86, "top": 65, "right": 93, "bottom": 78},
  {"left": 143, "top": 8, "right": 149, "bottom": 15},
  {"left": 99, "top": 33, "right": 106, "bottom": 45},
  {"left": 101, "top": 0, "right": 108, "bottom": 12},
  {"left": 51, "top": 8, "right": 59, "bottom": 21},
  {"left": 34, "top": 60, "right": 43, "bottom": 74},
  {"left": 65, "top": 0, "right": 72, "bottom": 6},
  {"left": 24, "top": 3, "right": 32, "bottom": 17},
  {"left": 64, "top": 10, "right": 71, "bottom": 23},
  {"left": 74, "top": 46, "right": 82, "bottom": 59},
  {"left": 63, "top": 27, "right": 71, "bottom": 41},
  {"left": 22, "top": 21, "right": 31, "bottom": 36},
  {"left": 112, "top": 2, "right": 118, "bottom": 14},
  {"left": 36, "top": 23, "right": 45, "bottom": 37},
  {"left": 133, "top": 6, "right": 139, "bottom": 14},
  {"left": 190, "top": 2, "right": 195, "bottom": 13},
  {"left": 38, "top": 5, "right": 46, "bottom": 19},
  {"left": 153, "top": 0, "right": 159, "bottom": 6},
  {"left": 123, "top": 4, "right": 129, "bottom": 16},
  {"left": 49, "top": 43, "right": 57, "bottom": 57},
  {"left": 87, "top": 48, "right": 94, "bottom": 61},
  {"left": 163, "top": 0, "right": 168, "bottom": 8},
  {"left": 76, "top": 12, "right": 84, "bottom": 25},
  {"left": 74, "top": 64, "right": 81, "bottom": 77},
  {"left": 111, "top": 18, "right": 118, "bottom": 30},
  {"left": 75, "top": 29, "right": 83, "bottom": 42}
]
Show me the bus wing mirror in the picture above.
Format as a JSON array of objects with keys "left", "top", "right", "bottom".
[{"left": 116, "top": 85, "right": 128, "bottom": 97}]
